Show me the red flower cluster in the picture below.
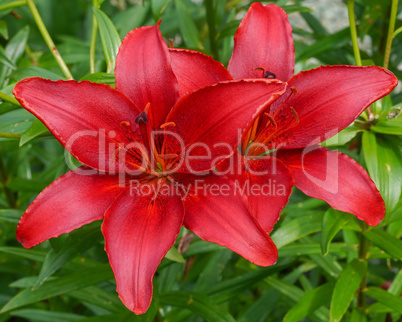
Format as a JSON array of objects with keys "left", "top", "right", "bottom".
[{"left": 13, "top": 2, "right": 397, "bottom": 314}]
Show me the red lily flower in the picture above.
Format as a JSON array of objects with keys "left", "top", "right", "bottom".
[
  {"left": 220, "top": 3, "right": 398, "bottom": 231},
  {"left": 13, "top": 23, "right": 287, "bottom": 314}
]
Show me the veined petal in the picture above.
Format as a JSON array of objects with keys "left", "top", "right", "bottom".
[
  {"left": 102, "top": 186, "right": 184, "bottom": 314},
  {"left": 115, "top": 23, "right": 179, "bottom": 129},
  {"left": 181, "top": 174, "right": 278, "bottom": 266},
  {"left": 169, "top": 48, "right": 233, "bottom": 96},
  {"left": 241, "top": 156, "right": 294, "bottom": 232},
  {"left": 165, "top": 79, "right": 286, "bottom": 173},
  {"left": 278, "top": 146, "right": 385, "bottom": 226},
  {"left": 269, "top": 66, "right": 398, "bottom": 149},
  {"left": 13, "top": 78, "right": 143, "bottom": 172},
  {"left": 17, "top": 168, "right": 123, "bottom": 248},
  {"left": 228, "top": 3, "right": 294, "bottom": 82}
]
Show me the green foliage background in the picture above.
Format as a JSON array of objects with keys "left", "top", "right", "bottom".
[{"left": 0, "top": 0, "right": 401, "bottom": 321}]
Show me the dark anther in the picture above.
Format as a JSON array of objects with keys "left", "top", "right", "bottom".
[
  {"left": 263, "top": 70, "right": 276, "bottom": 79},
  {"left": 135, "top": 111, "right": 148, "bottom": 124}
]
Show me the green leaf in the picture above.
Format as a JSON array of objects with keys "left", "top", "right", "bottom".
[
  {"left": 0, "top": 20, "right": 8, "bottom": 39},
  {"left": 0, "top": 45, "right": 15, "bottom": 70},
  {"left": 0, "top": 109, "right": 35, "bottom": 134},
  {"left": 19, "top": 119, "right": 48, "bottom": 146},
  {"left": 362, "top": 132, "right": 402, "bottom": 214},
  {"left": 0, "top": 26, "right": 29, "bottom": 86},
  {"left": 321, "top": 209, "right": 355, "bottom": 255},
  {"left": 364, "top": 287, "right": 402, "bottom": 314},
  {"left": 372, "top": 113, "right": 402, "bottom": 135},
  {"left": 296, "top": 28, "right": 350, "bottom": 61},
  {"left": 80, "top": 72, "right": 115, "bottom": 85},
  {"left": 33, "top": 223, "right": 102, "bottom": 289},
  {"left": 0, "top": 247, "right": 46, "bottom": 262},
  {"left": 174, "top": 0, "right": 201, "bottom": 49},
  {"left": 321, "top": 125, "right": 360, "bottom": 147},
  {"left": 0, "top": 209, "right": 22, "bottom": 224},
  {"left": 284, "top": 283, "right": 334, "bottom": 322},
  {"left": 11, "top": 66, "right": 65, "bottom": 82},
  {"left": 271, "top": 212, "right": 323, "bottom": 249},
  {"left": 350, "top": 308, "right": 367, "bottom": 322},
  {"left": 10, "top": 309, "right": 84, "bottom": 321},
  {"left": 363, "top": 228, "right": 402, "bottom": 259},
  {"left": 165, "top": 245, "right": 185, "bottom": 263},
  {"left": 151, "top": 0, "right": 171, "bottom": 21},
  {"left": 93, "top": 8, "right": 121, "bottom": 73},
  {"left": 0, "top": 264, "right": 113, "bottom": 313},
  {"left": 330, "top": 259, "right": 367, "bottom": 322},
  {"left": 160, "top": 291, "right": 235, "bottom": 322}
]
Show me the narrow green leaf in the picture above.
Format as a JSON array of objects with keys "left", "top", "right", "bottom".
[
  {"left": 33, "top": 223, "right": 102, "bottom": 289},
  {"left": 10, "top": 309, "right": 84, "bottom": 321},
  {"left": 363, "top": 228, "right": 402, "bottom": 259},
  {"left": 362, "top": 132, "right": 402, "bottom": 214},
  {"left": 0, "top": 20, "right": 8, "bottom": 39},
  {"left": 0, "top": 109, "right": 35, "bottom": 134},
  {"left": 0, "top": 209, "right": 22, "bottom": 224},
  {"left": 364, "top": 287, "right": 402, "bottom": 314},
  {"left": 372, "top": 115, "right": 402, "bottom": 135},
  {"left": 0, "top": 25, "right": 29, "bottom": 86},
  {"left": 0, "top": 247, "right": 46, "bottom": 262},
  {"left": 284, "top": 283, "right": 334, "bottom": 322},
  {"left": 165, "top": 245, "right": 185, "bottom": 263},
  {"left": 160, "top": 291, "right": 235, "bottom": 322},
  {"left": 151, "top": 0, "right": 171, "bottom": 21},
  {"left": 19, "top": 119, "right": 48, "bottom": 146},
  {"left": 0, "top": 45, "right": 15, "bottom": 69},
  {"left": 93, "top": 8, "right": 121, "bottom": 73},
  {"left": 388, "top": 270, "right": 402, "bottom": 296},
  {"left": 330, "top": 259, "right": 367, "bottom": 322},
  {"left": 80, "top": 72, "right": 115, "bottom": 85},
  {"left": 321, "top": 125, "right": 360, "bottom": 147},
  {"left": 321, "top": 209, "right": 355, "bottom": 255},
  {"left": 0, "top": 265, "right": 113, "bottom": 313},
  {"left": 349, "top": 308, "right": 367, "bottom": 322},
  {"left": 174, "top": 0, "right": 201, "bottom": 49},
  {"left": 271, "top": 212, "right": 323, "bottom": 249},
  {"left": 11, "top": 66, "right": 64, "bottom": 81}
]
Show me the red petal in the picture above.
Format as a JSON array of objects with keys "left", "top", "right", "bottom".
[
  {"left": 268, "top": 66, "right": 398, "bottom": 149},
  {"left": 102, "top": 186, "right": 184, "bottom": 314},
  {"left": 180, "top": 174, "right": 278, "bottom": 266},
  {"left": 169, "top": 48, "right": 233, "bottom": 96},
  {"left": 278, "top": 146, "right": 385, "bottom": 226},
  {"left": 13, "top": 78, "right": 143, "bottom": 172},
  {"left": 165, "top": 79, "right": 286, "bottom": 173},
  {"left": 17, "top": 168, "right": 123, "bottom": 248},
  {"left": 115, "top": 24, "right": 179, "bottom": 129},
  {"left": 228, "top": 3, "right": 294, "bottom": 82},
  {"left": 241, "top": 156, "right": 294, "bottom": 232}
]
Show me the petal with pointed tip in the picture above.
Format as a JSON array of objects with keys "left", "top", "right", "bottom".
[
  {"left": 102, "top": 187, "right": 184, "bottom": 314},
  {"left": 165, "top": 79, "right": 286, "bottom": 173},
  {"left": 169, "top": 48, "right": 233, "bottom": 96},
  {"left": 228, "top": 3, "right": 294, "bottom": 82},
  {"left": 115, "top": 24, "right": 179, "bottom": 129},
  {"left": 13, "top": 78, "right": 143, "bottom": 172},
  {"left": 17, "top": 168, "right": 123, "bottom": 248},
  {"left": 180, "top": 174, "right": 278, "bottom": 266},
  {"left": 277, "top": 146, "right": 385, "bottom": 226},
  {"left": 268, "top": 66, "right": 398, "bottom": 149}
]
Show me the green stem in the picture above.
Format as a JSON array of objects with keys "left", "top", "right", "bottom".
[
  {"left": 0, "top": 132, "right": 21, "bottom": 138},
  {"left": 205, "top": 0, "right": 219, "bottom": 60},
  {"left": 394, "top": 26, "right": 402, "bottom": 38},
  {"left": 347, "top": 0, "right": 362, "bottom": 66},
  {"left": 383, "top": 0, "right": 398, "bottom": 69},
  {"left": 0, "top": 0, "right": 26, "bottom": 12},
  {"left": 0, "top": 91, "right": 20, "bottom": 106},
  {"left": 0, "top": 157, "right": 17, "bottom": 209},
  {"left": 347, "top": 0, "right": 374, "bottom": 119},
  {"left": 90, "top": 0, "right": 100, "bottom": 74},
  {"left": 358, "top": 222, "right": 368, "bottom": 309},
  {"left": 25, "top": 44, "right": 38, "bottom": 66},
  {"left": 26, "top": 0, "right": 73, "bottom": 80}
]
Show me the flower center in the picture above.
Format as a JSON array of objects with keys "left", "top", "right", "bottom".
[
  {"left": 254, "top": 67, "right": 276, "bottom": 79},
  {"left": 242, "top": 86, "right": 299, "bottom": 157}
]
